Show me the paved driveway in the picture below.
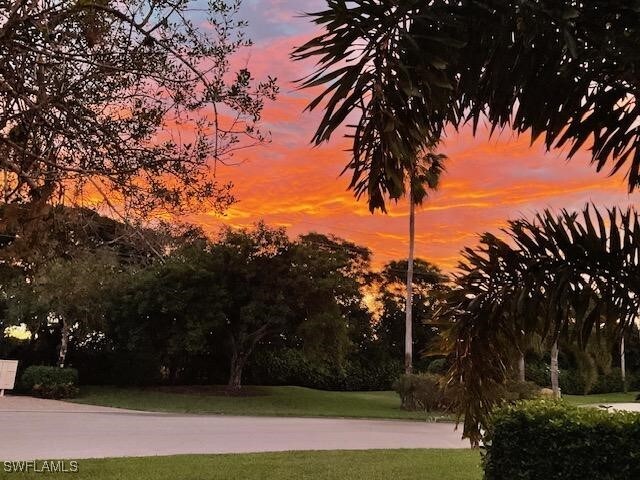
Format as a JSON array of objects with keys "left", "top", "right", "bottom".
[
  {"left": 607, "top": 402, "right": 640, "bottom": 412},
  {"left": 0, "top": 396, "right": 469, "bottom": 460}
]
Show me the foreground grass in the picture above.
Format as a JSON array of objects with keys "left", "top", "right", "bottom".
[
  {"left": 563, "top": 391, "right": 639, "bottom": 406},
  {"left": 0, "top": 450, "right": 481, "bottom": 480},
  {"left": 72, "top": 385, "right": 453, "bottom": 421}
]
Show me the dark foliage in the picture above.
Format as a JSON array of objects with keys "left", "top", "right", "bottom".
[
  {"left": 394, "top": 374, "right": 538, "bottom": 413},
  {"left": 374, "top": 259, "right": 448, "bottom": 363},
  {"left": 438, "top": 205, "right": 640, "bottom": 443},
  {"left": 294, "top": 0, "right": 640, "bottom": 211},
  {"left": 245, "top": 348, "right": 402, "bottom": 392},
  {"left": 0, "top": 0, "right": 277, "bottom": 214},
  {"left": 20, "top": 365, "right": 79, "bottom": 399},
  {"left": 393, "top": 373, "right": 455, "bottom": 412}
]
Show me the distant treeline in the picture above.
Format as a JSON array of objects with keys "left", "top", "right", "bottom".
[{"left": 0, "top": 205, "right": 447, "bottom": 390}]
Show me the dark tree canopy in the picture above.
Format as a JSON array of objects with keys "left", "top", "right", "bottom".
[
  {"left": 291, "top": 233, "right": 372, "bottom": 362},
  {"left": 375, "top": 258, "right": 449, "bottom": 361},
  {"left": 438, "top": 205, "right": 640, "bottom": 443},
  {"left": 0, "top": 0, "right": 277, "bottom": 214},
  {"left": 103, "top": 225, "right": 371, "bottom": 389},
  {"left": 379, "top": 258, "right": 448, "bottom": 292},
  {"left": 0, "top": 203, "right": 186, "bottom": 268},
  {"left": 294, "top": 0, "right": 640, "bottom": 210}
]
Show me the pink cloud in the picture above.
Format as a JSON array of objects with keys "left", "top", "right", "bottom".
[{"left": 177, "top": 4, "right": 639, "bottom": 271}]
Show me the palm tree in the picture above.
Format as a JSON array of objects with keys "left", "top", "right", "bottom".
[
  {"left": 293, "top": 2, "right": 640, "bottom": 212},
  {"left": 437, "top": 205, "right": 640, "bottom": 444},
  {"left": 404, "top": 151, "right": 446, "bottom": 374},
  {"left": 550, "top": 341, "right": 560, "bottom": 398},
  {"left": 621, "top": 336, "right": 627, "bottom": 393},
  {"left": 377, "top": 258, "right": 447, "bottom": 374}
]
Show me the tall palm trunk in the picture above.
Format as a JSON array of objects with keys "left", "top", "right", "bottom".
[
  {"left": 620, "top": 336, "right": 627, "bottom": 393},
  {"left": 550, "top": 340, "right": 560, "bottom": 398},
  {"left": 518, "top": 353, "right": 526, "bottom": 382},
  {"left": 404, "top": 180, "right": 415, "bottom": 375},
  {"left": 58, "top": 318, "right": 70, "bottom": 368}
]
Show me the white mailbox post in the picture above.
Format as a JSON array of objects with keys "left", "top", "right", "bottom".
[{"left": 0, "top": 360, "right": 19, "bottom": 397}]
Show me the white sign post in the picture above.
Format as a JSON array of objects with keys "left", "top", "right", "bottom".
[{"left": 0, "top": 360, "right": 19, "bottom": 397}]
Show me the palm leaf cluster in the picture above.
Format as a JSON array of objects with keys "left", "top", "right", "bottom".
[
  {"left": 438, "top": 205, "right": 640, "bottom": 444},
  {"left": 294, "top": 1, "right": 640, "bottom": 210}
]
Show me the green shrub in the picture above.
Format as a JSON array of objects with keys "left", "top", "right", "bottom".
[
  {"left": 483, "top": 401, "right": 640, "bottom": 480},
  {"left": 20, "top": 366, "right": 79, "bottom": 399},
  {"left": 525, "top": 361, "right": 549, "bottom": 387},
  {"left": 245, "top": 349, "right": 402, "bottom": 391},
  {"left": 557, "top": 367, "right": 631, "bottom": 395},
  {"left": 394, "top": 374, "right": 538, "bottom": 413},
  {"left": 393, "top": 373, "right": 435, "bottom": 411},
  {"left": 393, "top": 373, "right": 456, "bottom": 412},
  {"left": 31, "top": 383, "right": 80, "bottom": 399},
  {"left": 591, "top": 368, "right": 626, "bottom": 394},
  {"left": 531, "top": 367, "right": 593, "bottom": 395},
  {"left": 498, "top": 379, "right": 540, "bottom": 402},
  {"left": 426, "top": 358, "right": 448, "bottom": 374}
]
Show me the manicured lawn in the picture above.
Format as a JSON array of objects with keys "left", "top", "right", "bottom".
[
  {"left": 72, "top": 385, "right": 453, "bottom": 421},
  {"left": 1, "top": 450, "right": 482, "bottom": 480},
  {"left": 563, "top": 391, "right": 639, "bottom": 405}
]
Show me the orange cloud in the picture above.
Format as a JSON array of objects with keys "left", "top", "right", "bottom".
[{"left": 173, "top": 4, "right": 639, "bottom": 272}]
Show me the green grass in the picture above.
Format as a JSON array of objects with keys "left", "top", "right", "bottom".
[
  {"left": 71, "top": 385, "right": 453, "bottom": 421},
  {"left": 563, "top": 391, "right": 638, "bottom": 406},
  {"left": 0, "top": 450, "right": 482, "bottom": 480}
]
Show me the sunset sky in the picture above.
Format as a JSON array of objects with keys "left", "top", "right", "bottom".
[{"left": 190, "top": 0, "right": 637, "bottom": 271}]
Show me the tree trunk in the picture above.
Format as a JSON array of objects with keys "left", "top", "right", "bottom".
[
  {"left": 228, "top": 350, "right": 248, "bottom": 390},
  {"left": 3, "top": 168, "right": 8, "bottom": 202},
  {"left": 550, "top": 341, "right": 560, "bottom": 398},
  {"left": 404, "top": 182, "right": 416, "bottom": 375},
  {"left": 518, "top": 353, "right": 526, "bottom": 382},
  {"left": 58, "top": 318, "right": 70, "bottom": 368},
  {"left": 620, "top": 336, "right": 627, "bottom": 393}
]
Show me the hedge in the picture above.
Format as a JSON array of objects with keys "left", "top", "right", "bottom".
[
  {"left": 483, "top": 401, "right": 640, "bottom": 480},
  {"left": 20, "top": 365, "right": 79, "bottom": 399},
  {"left": 245, "top": 349, "right": 403, "bottom": 391}
]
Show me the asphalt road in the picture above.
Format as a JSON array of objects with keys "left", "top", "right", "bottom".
[{"left": 0, "top": 396, "right": 470, "bottom": 460}]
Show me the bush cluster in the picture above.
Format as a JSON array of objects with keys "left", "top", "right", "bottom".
[
  {"left": 525, "top": 361, "right": 549, "bottom": 387},
  {"left": 426, "top": 358, "right": 448, "bottom": 374},
  {"left": 69, "top": 347, "right": 404, "bottom": 390},
  {"left": 498, "top": 379, "right": 540, "bottom": 402},
  {"left": 558, "top": 368, "right": 587, "bottom": 395},
  {"left": 483, "top": 401, "right": 640, "bottom": 480},
  {"left": 559, "top": 368, "right": 637, "bottom": 395},
  {"left": 20, "top": 366, "right": 79, "bottom": 399},
  {"left": 392, "top": 373, "right": 459, "bottom": 412},
  {"left": 394, "top": 374, "right": 539, "bottom": 413},
  {"left": 245, "top": 349, "right": 403, "bottom": 391}
]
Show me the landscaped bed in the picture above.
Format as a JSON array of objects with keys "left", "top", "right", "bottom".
[
  {"left": 70, "top": 385, "right": 454, "bottom": 421},
  {"left": 70, "top": 385, "right": 638, "bottom": 421}
]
